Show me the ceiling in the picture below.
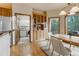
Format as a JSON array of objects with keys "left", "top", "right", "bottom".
[
  {"left": 0, "top": 3, "right": 79, "bottom": 11},
  {"left": 23, "top": 3, "right": 67, "bottom": 11}
]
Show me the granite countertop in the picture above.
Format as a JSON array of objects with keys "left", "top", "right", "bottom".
[{"left": 0, "top": 30, "right": 15, "bottom": 35}]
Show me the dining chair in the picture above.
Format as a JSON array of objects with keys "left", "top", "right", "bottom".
[
  {"left": 50, "top": 37, "right": 61, "bottom": 56},
  {"left": 59, "top": 40, "right": 71, "bottom": 56},
  {"left": 51, "top": 36, "right": 71, "bottom": 56}
]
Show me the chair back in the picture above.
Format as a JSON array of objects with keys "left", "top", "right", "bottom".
[
  {"left": 51, "top": 37, "right": 60, "bottom": 54},
  {"left": 59, "top": 39, "right": 71, "bottom": 56},
  {"left": 51, "top": 36, "right": 71, "bottom": 56}
]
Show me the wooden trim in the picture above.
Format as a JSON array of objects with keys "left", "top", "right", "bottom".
[
  {"left": 64, "top": 15, "right": 67, "bottom": 34},
  {"left": 48, "top": 17, "right": 50, "bottom": 32},
  {"left": 15, "top": 13, "right": 31, "bottom": 16},
  {"left": 15, "top": 13, "right": 31, "bottom": 45},
  {"left": 59, "top": 17, "right": 60, "bottom": 34},
  {"left": 0, "top": 7, "right": 12, "bottom": 10},
  {"left": 48, "top": 17, "right": 60, "bottom": 34},
  {"left": 32, "top": 12, "right": 47, "bottom": 16}
]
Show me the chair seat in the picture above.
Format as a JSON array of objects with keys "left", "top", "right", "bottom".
[{"left": 65, "top": 47, "right": 71, "bottom": 52}]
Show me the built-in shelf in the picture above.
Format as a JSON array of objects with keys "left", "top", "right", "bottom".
[{"left": 33, "top": 12, "right": 47, "bottom": 30}]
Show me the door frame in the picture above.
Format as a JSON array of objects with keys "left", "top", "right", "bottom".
[{"left": 15, "top": 13, "right": 31, "bottom": 45}]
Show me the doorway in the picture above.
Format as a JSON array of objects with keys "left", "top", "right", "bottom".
[{"left": 15, "top": 13, "right": 31, "bottom": 45}]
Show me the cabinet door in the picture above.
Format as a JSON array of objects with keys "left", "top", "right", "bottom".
[
  {"left": 2, "top": 16, "right": 11, "bottom": 31},
  {"left": 0, "top": 8, "right": 12, "bottom": 31}
]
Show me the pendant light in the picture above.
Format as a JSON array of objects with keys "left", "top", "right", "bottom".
[
  {"left": 59, "top": 3, "right": 79, "bottom": 16},
  {"left": 68, "top": 12, "right": 76, "bottom": 15},
  {"left": 70, "top": 6, "right": 79, "bottom": 13},
  {"left": 59, "top": 10, "right": 67, "bottom": 15},
  {"left": 59, "top": 3, "right": 70, "bottom": 16}
]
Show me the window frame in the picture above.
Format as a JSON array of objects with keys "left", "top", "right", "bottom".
[
  {"left": 48, "top": 17, "right": 60, "bottom": 34},
  {"left": 65, "top": 15, "right": 79, "bottom": 34}
]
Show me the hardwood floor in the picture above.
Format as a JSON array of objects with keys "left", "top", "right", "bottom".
[
  {"left": 30, "top": 41, "right": 47, "bottom": 56},
  {"left": 10, "top": 41, "right": 47, "bottom": 56}
]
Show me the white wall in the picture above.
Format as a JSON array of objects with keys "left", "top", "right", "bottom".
[{"left": 12, "top": 3, "right": 33, "bottom": 44}]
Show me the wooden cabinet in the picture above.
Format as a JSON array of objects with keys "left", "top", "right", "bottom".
[
  {"left": 0, "top": 7, "right": 12, "bottom": 31},
  {"left": 33, "top": 12, "right": 47, "bottom": 41},
  {"left": 0, "top": 7, "right": 12, "bottom": 16},
  {"left": 0, "top": 7, "right": 12, "bottom": 47},
  {"left": 33, "top": 13, "right": 47, "bottom": 30}
]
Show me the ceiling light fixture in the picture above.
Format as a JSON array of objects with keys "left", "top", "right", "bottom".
[
  {"left": 59, "top": 10, "right": 67, "bottom": 15},
  {"left": 68, "top": 12, "right": 76, "bottom": 15},
  {"left": 59, "top": 3, "right": 79, "bottom": 16},
  {"left": 70, "top": 6, "right": 79, "bottom": 13}
]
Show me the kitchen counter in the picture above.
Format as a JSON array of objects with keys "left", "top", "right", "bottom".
[
  {"left": 0, "top": 30, "right": 15, "bottom": 36},
  {"left": 0, "top": 31, "right": 11, "bottom": 56}
]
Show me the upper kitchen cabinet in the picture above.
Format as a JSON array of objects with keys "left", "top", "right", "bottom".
[
  {"left": 0, "top": 3, "right": 12, "bottom": 31},
  {"left": 0, "top": 3, "right": 12, "bottom": 16}
]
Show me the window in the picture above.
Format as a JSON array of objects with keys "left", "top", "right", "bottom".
[
  {"left": 50, "top": 17, "right": 60, "bottom": 34},
  {"left": 67, "top": 16, "right": 79, "bottom": 35}
]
